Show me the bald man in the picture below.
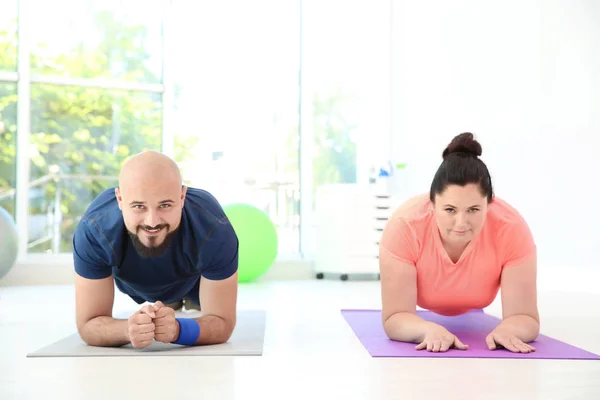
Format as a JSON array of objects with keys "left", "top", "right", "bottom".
[{"left": 72, "top": 151, "right": 238, "bottom": 349}]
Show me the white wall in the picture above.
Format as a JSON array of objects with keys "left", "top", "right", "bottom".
[{"left": 390, "top": 0, "right": 600, "bottom": 267}]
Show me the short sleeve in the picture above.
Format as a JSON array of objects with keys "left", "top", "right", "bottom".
[
  {"left": 499, "top": 216, "right": 537, "bottom": 268},
  {"left": 200, "top": 219, "right": 239, "bottom": 280},
  {"left": 72, "top": 219, "right": 113, "bottom": 279},
  {"left": 379, "top": 216, "right": 419, "bottom": 265}
]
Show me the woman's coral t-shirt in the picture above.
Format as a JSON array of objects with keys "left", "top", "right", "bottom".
[{"left": 379, "top": 194, "right": 536, "bottom": 316}]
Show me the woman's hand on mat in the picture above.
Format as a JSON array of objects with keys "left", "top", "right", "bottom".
[
  {"left": 416, "top": 323, "right": 469, "bottom": 352},
  {"left": 128, "top": 305, "right": 157, "bottom": 349},
  {"left": 485, "top": 328, "right": 536, "bottom": 353},
  {"left": 152, "top": 301, "right": 180, "bottom": 343}
]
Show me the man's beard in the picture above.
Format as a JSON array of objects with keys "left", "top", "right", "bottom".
[{"left": 127, "top": 224, "right": 178, "bottom": 258}]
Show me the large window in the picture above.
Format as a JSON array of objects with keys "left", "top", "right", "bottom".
[
  {"left": 0, "top": 82, "right": 18, "bottom": 218},
  {"left": 171, "top": 0, "right": 301, "bottom": 254},
  {"left": 27, "top": 86, "right": 162, "bottom": 253},
  {"left": 24, "top": 0, "right": 165, "bottom": 254},
  {"left": 30, "top": 0, "right": 163, "bottom": 83},
  {"left": 302, "top": 0, "right": 391, "bottom": 256},
  {"left": 6, "top": 0, "right": 392, "bottom": 259},
  {"left": 0, "top": 0, "right": 18, "bottom": 220},
  {"left": 0, "top": 0, "right": 18, "bottom": 73}
]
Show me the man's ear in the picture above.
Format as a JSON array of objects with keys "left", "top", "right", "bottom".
[
  {"left": 181, "top": 185, "right": 188, "bottom": 206},
  {"left": 115, "top": 187, "right": 123, "bottom": 210}
]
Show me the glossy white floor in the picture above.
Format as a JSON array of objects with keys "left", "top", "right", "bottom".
[{"left": 2, "top": 273, "right": 600, "bottom": 400}]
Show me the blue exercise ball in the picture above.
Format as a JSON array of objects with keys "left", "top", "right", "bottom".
[{"left": 0, "top": 206, "right": 18, "bottom": 280}]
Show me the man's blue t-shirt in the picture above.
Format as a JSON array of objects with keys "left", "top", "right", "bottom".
[{"left": 72, "top": 187, "right": 238, "bottom": 305}]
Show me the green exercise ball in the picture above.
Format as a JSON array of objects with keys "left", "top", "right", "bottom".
[
  {"left": 223, "top": 203, "right": 278, "bottom": 283},
  {"left": 0, "top": 206, "right": 18, "bottom": 280}
]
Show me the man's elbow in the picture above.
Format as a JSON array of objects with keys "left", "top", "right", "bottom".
[
  {"left": 76, "top": 318, "right": 113, "bottom": 347},
  {"left": 213, "top": 317, "right": 236, "bottom": 344},
  {"left": 80, "top": 335, "right": 101, "bottom": 347},
  {"left": 77, "top": 323, "right": 98, "bottom": 346}
]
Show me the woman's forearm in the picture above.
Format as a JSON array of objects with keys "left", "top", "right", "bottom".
[
  {"left": 383, "top": 312, "right": 433, "bottom": 343},
  {"left": 496, "top": 314, "right": 540, "bottom": 343}
]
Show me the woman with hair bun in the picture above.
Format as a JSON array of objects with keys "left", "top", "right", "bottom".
[{"left": 379, "top": 132, "right": 539, "bottom": 353}]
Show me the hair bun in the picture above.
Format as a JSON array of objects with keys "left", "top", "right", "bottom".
[{"left": 442, "top": 132, "right": 482, "bottom": 159}]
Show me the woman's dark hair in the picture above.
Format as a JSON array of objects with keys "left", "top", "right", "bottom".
[{"left": 429, "top": 132, "right": 494, "bottom": 203}]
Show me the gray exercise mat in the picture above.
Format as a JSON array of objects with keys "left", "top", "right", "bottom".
[{"left": 27, "top": 310, "right": 266, "bottom": 357}]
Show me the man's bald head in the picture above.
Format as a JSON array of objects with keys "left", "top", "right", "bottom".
[
  {"left": 119, "top": 151, "right": 182, "bottom": 189},
  {"left": 115, "top": 151, "right": 187, "bottom": 258}
]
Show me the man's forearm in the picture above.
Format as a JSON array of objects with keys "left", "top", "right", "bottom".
[
  {"left": 496, "top": 314, "right": 540, "bottom": 343},
  {"left": 188, "top": 315, "right": 235, "bottom": 346},
  {"left": 79, "top": 317, "right": 130, "bottom": 347}
]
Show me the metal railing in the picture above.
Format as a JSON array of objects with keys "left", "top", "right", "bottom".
[
  {"left": 0, "top": 171, "right": 118, "bottom": 253},
  {"left": 0, "top": 170, "right": 300, "bottom": 254}
]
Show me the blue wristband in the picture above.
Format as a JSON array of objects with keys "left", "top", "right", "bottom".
[{"left": 172, "top": 318, "right": 200, "bottom": 345}]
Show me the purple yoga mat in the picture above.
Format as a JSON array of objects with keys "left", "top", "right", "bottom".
[{"left": 341, "top": 309, "right": 600, "bottom": 360}]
